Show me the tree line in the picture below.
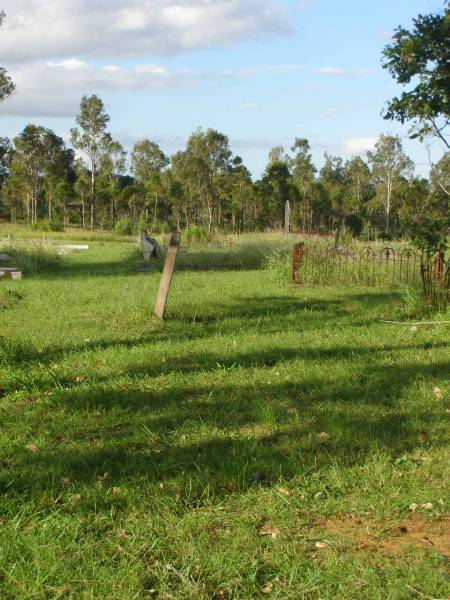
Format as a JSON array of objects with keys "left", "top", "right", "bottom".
[
  {"left": 0, "top": 96, "right": 448, "bottom": 238},
  {"left": 0, "top": 5, "right": 448, "bottom": 239}
]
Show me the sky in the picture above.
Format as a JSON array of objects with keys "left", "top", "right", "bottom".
[{"left": 0, "top": 0, "right": 447, "bottom": 178}]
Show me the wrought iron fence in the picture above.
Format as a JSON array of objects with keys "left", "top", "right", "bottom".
[{"left": 292, "top": 242, "right": 449, "bottom": 303}]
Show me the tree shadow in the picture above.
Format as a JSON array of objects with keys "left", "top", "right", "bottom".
[{"left": 3, "top": 354, "right": 448, "bottom": 501}]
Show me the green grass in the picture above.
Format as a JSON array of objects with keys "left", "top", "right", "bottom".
[{"left": 0, "top": 235, "right": 449, "bottom": 599}]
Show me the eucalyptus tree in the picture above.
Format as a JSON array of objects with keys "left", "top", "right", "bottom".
[
  {"left": 290, "top": 138, "right": 317, "bottom": 231},
  {"left": 262, "top": 159, "right": 294, "bottom": 228},
  {"left": 131, "top": 139, "right": 168, "bottom": 225},
  {"left": 100, "top": 136, "right": 126, "bottom": 225},
  {"left": 71, "top": 95, "right": 110, "bottom": 229},
  {"left": 74, "top": 159, "right": 91, "bottom": 229},
  {"left": 0, "top": 12, "right": 14, "bottom": 102},
  {"left": 42, "top": 131, "right": 74, "bottom": 221},
  {"left": 367, "top": 134, "right": 414, "bottom": 235},
  {"left": 344, "top": 157, "right": 372, "bottom": 215},
  {"left": 177, "top": 129, "right": 232, "bottom": 234},
  {"left": 319, "top": 153, "right": 346, "bottom": 231},
  {"left": 10, "top": 125, "right": 49, "bottom": 223}
]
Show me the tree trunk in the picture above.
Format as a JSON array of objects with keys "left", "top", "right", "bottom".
[{"left": 81, "top": 194, "right": 85, "bottom": 229}]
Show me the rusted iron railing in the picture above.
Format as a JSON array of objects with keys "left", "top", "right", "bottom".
[{"left": 292, "top": 243, "right": 449, "bottom": 304}]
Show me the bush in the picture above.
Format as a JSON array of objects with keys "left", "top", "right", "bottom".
[
  {"left": 31, "top": 219, "right": 64, "bottom": 232},
  {"left": 346, "top": 214, "right": 364, "bottom": 238},
  {"left": 184, "top": 225, "right": 211, "bottom": 243},
  {"left": 115, "top": 218, "right": 135, "bottom": 236}
]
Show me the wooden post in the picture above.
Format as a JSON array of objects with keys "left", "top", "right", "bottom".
[
  {"left": 292, "top": 242, "right": 304, "bottom": 284},
  {"left": 154, "top": 231, "right": 181, "bottom": 319}
]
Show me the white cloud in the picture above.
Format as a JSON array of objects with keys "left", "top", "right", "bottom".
[
  {"left": 0, "top": 59, "right": 304, "bottom": 117},
  {"left": 46, "top": 59, "right": 88, "bottom": 70},
  {"left": 0, "top": 0, "right": 290, "bottom": 63},
  {"left": 317, "top": 67, "right": 373, "bottom": 77},
  {"left": 343, "top": 137, "right": 378, "bottom": 155}
]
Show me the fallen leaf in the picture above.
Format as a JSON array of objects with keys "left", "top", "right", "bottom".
[
  {"left": 259, "top": 524, "right": 280, "bottom": 539},
  {"left": 315, "top": 541, "right": 328, "bottom": 549},
  {"left": 421, "top": 502, "right": 434, "bottom": 510},
  {"left": 276, "top": 487, "right": 293, "bottom": 497},
  {"left": 24, "top": 443, "right": 39, "bottom": 453},
  {"left": 433, "top": 387, "right": 443, "bottom": 400},
  {"left": 70, "top": 494, "right": 81, "bottom": 502},
  {"left": 262, "top": 582, "right": 274, "bottom": 594},
  {"left": 317, "top": 432, "right": 331, "bottom": 442},
  {"left": 116, "top": 529, "right": 128, "bottom": 539},
  {"left": 112, "top": 487, "right": 121, "bottom": 494}
]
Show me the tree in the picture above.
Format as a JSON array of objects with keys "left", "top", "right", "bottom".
[
  {"left": 290, "top": 138, "right": 317, "bottom": 230},
  {"left": 262, "top": 159, "right": 294, "bottom": 228},
  {"left": 319, "top": 153, "right": 346, "bottom": 231},
  {"left": 0, "top": 137, "right": 11, "bottom": 185},
  {"left": 344, "top": 157, "right": 372, "bottom": 215},
  {"left": 42, "top": 132, "right": 74, "bottom": 222},
  {"left": 367, "top": 134, "right": 414, "bottom": 234},
  {"left": 10, "top": 125, "right": 48, "bottom": 223},
  {"left": 71, "top": 95, "right": 110, "bottom": 229},
  {"left": 268, "top": 145, "right": 289, "bottom": 166},
  {"left": 382, "top": 7, "right": 450, "bottom": 148},
  {"left": 176, "top": 129, "right": 232, "bottom": 234},
  {"left": 100, "top": 136, "right": 126, "bottom": 225},
  {"left": 0, "top": 12, "right": 14, "bottom": 102},
  {"left": 131, "top": 139, "right": 168, "bottom": 225}
]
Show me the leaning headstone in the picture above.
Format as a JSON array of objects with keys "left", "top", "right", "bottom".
[{"left": 141, "top": 234, "right": 158, "bottom": 262}]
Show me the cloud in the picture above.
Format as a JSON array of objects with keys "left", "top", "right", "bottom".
[
  {"left": 0, "top": 0, "right": 290, "bottom": 63},
  {"left": 0, "top": 59, "right": 305, "bottom": 117},
  {"left": 317, "top": 67, "right": 373, "bottom": 77},
  {"left": 343, "top": 137, "right": 378, "bottom": 155}
]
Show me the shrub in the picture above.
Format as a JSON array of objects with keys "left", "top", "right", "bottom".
[
  {"left": 115, "top": 218, "right": 135, "bottom": 236},
  {"left": 184, "top": 225, "right": 211, "bottom": 243},
  {"left": 30, "top": 219, "right": 64, "bottom": 232},
  {"left": 346, "top": 214, "right": 364, "bottom": 238}
]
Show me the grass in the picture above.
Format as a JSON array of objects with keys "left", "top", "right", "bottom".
[{"left": 0, "top": 234, "right": 449, "bottom": 599}]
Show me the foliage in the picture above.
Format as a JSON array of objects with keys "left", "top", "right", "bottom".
[
  {"left": 345, "top": 213, "right": 364, "bottom": 237},
  {"left": 114, "top": 217, "right": 135, "bottom": 236},
  {"left": 0, "top": 12, "right": 14, "bottom": 102},
  {"left": 382, "top": 7, "right": 450, "bottom": 147},
  {"left": 183, "top": 224, "right": 211, "bottom": 243},
  {"left": 410, "top": 217, "right": 449, "bottom": 257},
  {"left": 30, "top": 219, "right": 64, "bottom": 232}
]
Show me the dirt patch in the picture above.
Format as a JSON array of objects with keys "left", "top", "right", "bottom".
[{"left": 316, "top": 513, "right": 450, "bottom": 557}]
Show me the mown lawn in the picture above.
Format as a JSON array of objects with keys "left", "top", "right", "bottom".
[{"left": 0, "top": 237, "right": 449, "bottom": 599}]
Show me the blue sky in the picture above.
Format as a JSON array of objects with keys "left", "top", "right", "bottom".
[{"left": 0, "top": 0, "right": 446, "bottom": 177}]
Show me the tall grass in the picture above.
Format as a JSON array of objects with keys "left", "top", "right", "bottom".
[{"left": 0, "top": 241, "right": 62, "bottom": 274}]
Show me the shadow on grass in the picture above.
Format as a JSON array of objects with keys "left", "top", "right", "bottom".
[
  {"left": 1, "top": 296, "right": 350, "bottom": 366},
  {"left": 2, "top": 352, "right": 448, "bottom": 501},
  {"left": 42, "top": 240, "right": 290, "bottom": 279}
]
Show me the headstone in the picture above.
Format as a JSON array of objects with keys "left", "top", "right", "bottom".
[
  {"left": 141, "top": 234, "right": 158, "bottom": 262},
  {"left": 285, "top": 200, "right": 291, "bottom": 234}
]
